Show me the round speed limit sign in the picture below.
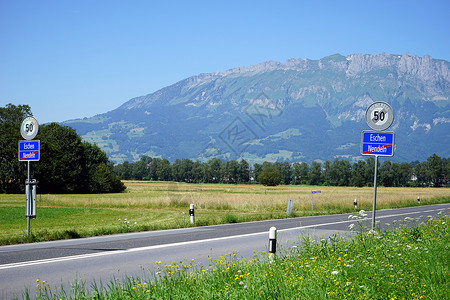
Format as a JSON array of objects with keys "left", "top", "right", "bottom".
[
  {"left": 365, "top": 102, "right": 394, "bottom": 131},
  {"left": 20, "top": 116, "right": 39, "bottom": 140}
]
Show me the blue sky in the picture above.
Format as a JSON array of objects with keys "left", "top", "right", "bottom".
[{"left": 1, "top": 0, "right": 449, "bottom": 123}]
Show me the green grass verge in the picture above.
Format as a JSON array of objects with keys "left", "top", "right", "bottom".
[
  {"left": 1, "top": 184, "right": 449, "bottom": 246},
  {"left": 0, "top": 204, "right": 291, "bottom": 245},
  {"left": 28, "top": 214, "right": 449, "bottom": 299}
]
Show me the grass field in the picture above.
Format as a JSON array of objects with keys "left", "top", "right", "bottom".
[{"left": 1, "top": 181, "right": 449, "bottom": 245}]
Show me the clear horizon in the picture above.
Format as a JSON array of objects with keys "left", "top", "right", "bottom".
[{"left": 1, "top": 0, "right": 449, "bottom": 123}]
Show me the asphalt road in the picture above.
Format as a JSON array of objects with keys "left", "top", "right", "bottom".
[{"left": 1, "top": 203, "right": 448, "bottom": 299}]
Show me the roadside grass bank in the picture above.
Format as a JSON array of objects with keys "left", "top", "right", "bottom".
[
  {"left": 28, "top": 213, "right": 449, "bottom": 299},
  {"left": 1, "top": 181, "right": 449, "bottom": 245}
]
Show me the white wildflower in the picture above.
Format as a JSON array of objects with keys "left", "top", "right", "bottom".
[{"left": 358, "top": 210, "right": 367, "bottom": 217}]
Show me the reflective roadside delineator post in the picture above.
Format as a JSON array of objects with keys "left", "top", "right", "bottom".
[
  {"left": 417, "top": 196, "right": 420, "bottom": 204},
  {"left": 189, "top": 204, "right": 195, "bottom": 224},
  {"left": 268, "top": 227, "right": 277, "bottom": 261},
  {"left": 286, "top": 199, "right": 294, "bottom": 216},
  {"left": 354, "top": 198, "right": 357, "bottom": 210}
]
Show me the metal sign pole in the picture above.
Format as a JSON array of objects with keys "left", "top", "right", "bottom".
[
  {"left": 363, "top": 102, "right": 394, "bottom": 231},
  {"left": 27, "top": 161, "right": 31, "bottom": 236},
  {"left": 20, "top": 116, "right": 40, "bottom": 237},
  {"left": 371, "top": 155, "right": 378, "bottom": 230}
]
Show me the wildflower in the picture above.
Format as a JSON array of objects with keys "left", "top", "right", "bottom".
[
  {"left": 239, "top": 281, "right": 243, "bottom": 285},
  {"left": 348, "top": 224, "right": 355, "bottom": 230},
  {"left": 331, "top": 271, "right": 339, "bottom": 275}
]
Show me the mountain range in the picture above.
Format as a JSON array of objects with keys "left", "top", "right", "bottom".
[{"left": 63, "top": 53, "right": 450, "bottom": 164}]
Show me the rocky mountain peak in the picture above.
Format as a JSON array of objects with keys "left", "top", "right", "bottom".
[{"left": 66, "top": 53, "right": 449, "bottom": 164}]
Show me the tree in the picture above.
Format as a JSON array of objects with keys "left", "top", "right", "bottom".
[
  {"left": 90, "top": 163, "right": 125, "bottom": 193},
  {"left": 157, "top": 159, "right": 172, "bottom": 181},
  {"left": 292, "top": 162, "right": 309, "bottom": 185},
  {"left": 351, "top": 160, "right": 367, "bottom": 187},
  {"left": 34, "top": 122, "right": 125, "bottom": 193},
  {"left": 393, "top": 162, "right": 413, "bottom": 187},
  {"left": 252, "top": 163, "right": 263, "bottom": 182},
  {"left": 171, "top": 158, "right": 194, "bottom": 182},
  {"left": 274, "top": 161, "right": 292, "bottom": 185},
  {"left": 206, "top": 158, "right": 224, "bottom": 183},
  {"left": 309, "top": 161, "right": 322, "bottom": 186},
  {"left": 0, "top": 104, "right": 32, "bottom": 193},
  {"left": 132, "top": 159, "right": 149, "bottom": 180},
  {"left": 414, "top": 161, "right": 430, "bottom": 186},
  {"left": 224, "top": 160, "right": 239, "bottom": 183},
  {"left": 327, "top": 159, "right": 351, "bottom": 186},
  {"left": 444, "top": 158, "right": 450, "bottom": 186},
  {"left": 114, "top": 161, "right": 133, "bottom": 180},
  {"left": 83, "top": 142, "right": 125, "bottom": 193},
  {"left": 34, "top": 123, "right": 88, "bottom": 193},
  {"left": 237, "top": 159, "right": 250, "bottom": 183},
  {"left": 180, "top": 158, "right": 194, "bottom": 182},
  {"left": 379, "top": 161, "right": 394, "bottom": 187},
  {"left": 172, "top": 159, "right": 183, "bottom": 182},
  {"left": 427, "top": 154, "right": 444, "bottom": 187},
  {"left": 191, "top": 161, "right": 205, "bottom": 183},
  {"left": 322, "top": 160, "right": 332, "bottom": 185},
  {"left": 364, "top": 157, "right": 377, "bottom": 186},
  {"left": 148, "top": 158, "right": 162, "bottom": 181},
  {"left": 258, "top": 166, "right": 281, "bottom": 186}
]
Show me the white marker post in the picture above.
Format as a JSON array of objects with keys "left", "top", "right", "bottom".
[
  {"left": 189, "top": 204, "right": 195, "bottom": 224},
  {"left": 268, "top": 227, "right": 277, "bottom": 261},
  {"left": 286, "top": 199, "right": 294, "bottom": 216},
  {"left": 354, "top": 198, "right": 357, "bottom": 210}
]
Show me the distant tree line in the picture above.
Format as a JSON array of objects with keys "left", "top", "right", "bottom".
[
  {"left": 0, "top": 104, "right": 125, "bottom": 194},
  {"left": 114, "top": 154, "right": 450, "bottom": 187}
]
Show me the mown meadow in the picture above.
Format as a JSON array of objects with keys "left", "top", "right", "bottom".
[
  {"left": 1, "top": 181, "right": 449, "bottom": 245},
  {"left": 29, "top": 212, "right": 449, "bottom": 299}
]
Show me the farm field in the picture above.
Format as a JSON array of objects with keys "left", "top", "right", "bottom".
[{"left": 1, "top": 181, "right": 449, "bottom": 245}]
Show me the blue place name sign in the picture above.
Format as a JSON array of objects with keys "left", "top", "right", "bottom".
[
  {"left": 361, "top": 131, "right": 394, "bottom": 157},
  {"left": 18, "top": 140, "right": 40, "bottom": 161}
]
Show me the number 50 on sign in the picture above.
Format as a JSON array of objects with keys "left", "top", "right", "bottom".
[
  {"left": 20, "top": 116, "right": 39, "bottom": 140},
  {"left": 365, "top": 102, "right": 394, "bottom": 131}
]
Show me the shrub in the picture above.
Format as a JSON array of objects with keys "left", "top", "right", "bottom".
[{"left": 258, "top": 166, "right": 282, "bottom": 186}]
